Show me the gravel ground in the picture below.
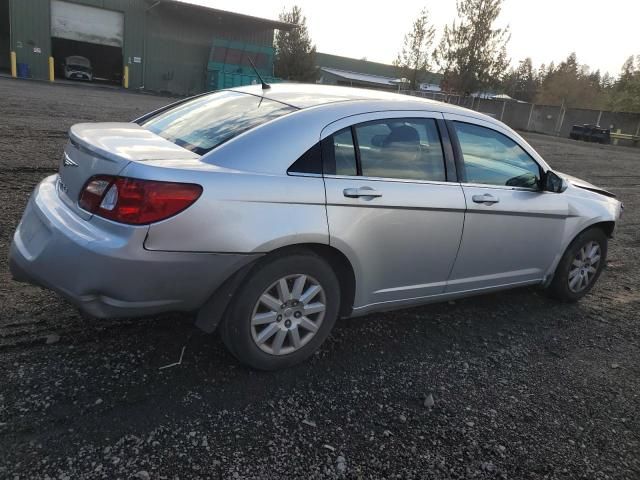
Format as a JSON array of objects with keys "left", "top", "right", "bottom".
[{"left": 0, "top": 77, "right": 638, "bottom": 479}]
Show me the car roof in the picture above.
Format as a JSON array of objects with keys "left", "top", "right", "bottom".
[
  {"left": 203, "top": 83, "right": 548, "bottom": 176},
  {"left": 230, "top": 83, "right": 496, "bottom": 123},
  {"left": 230, "top": 83, "right": 412, "bottom": 108}
]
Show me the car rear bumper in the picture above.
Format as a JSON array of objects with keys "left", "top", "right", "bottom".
[{"left": 9, "top": 175, "right": 259, "bottom": 319}]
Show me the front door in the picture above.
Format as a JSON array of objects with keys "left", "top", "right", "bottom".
[
  {"left": 322, "top": 114, "right": 466, "bottom": 310},
  {"left": 445, "top": 116, "right": 569, "bottom": 293}
]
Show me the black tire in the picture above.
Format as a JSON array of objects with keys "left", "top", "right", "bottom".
[
  {"left": 547, "top": 227, "right": 608, "bottom": 302},
  {"left": 220, "top": 250, "right": 340, "bottom": 370}
]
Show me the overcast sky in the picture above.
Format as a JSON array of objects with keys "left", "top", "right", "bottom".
[{"left": 185, "top": 0, "right": 639, "bottom": 76}]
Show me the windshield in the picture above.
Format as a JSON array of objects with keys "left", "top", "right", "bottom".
[
  {"left": 140, "top": 91, "right": 296, "bottom": 155},
  {"left": 68, "top": 65, "right": 91, "bottom": 72}
]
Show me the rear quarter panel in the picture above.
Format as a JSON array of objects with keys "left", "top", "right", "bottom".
[{"left": 123, "top": 161, "right": 329, "bottom": 253}]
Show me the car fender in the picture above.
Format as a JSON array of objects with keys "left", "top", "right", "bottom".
[{"left": 543, "top": 186, "right": 621, "bottom": 284}]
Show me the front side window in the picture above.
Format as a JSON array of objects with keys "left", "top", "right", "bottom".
[
  {"left": 453, "top": 122, "right": 541, "bottom": 188},
  {"left": 140, "top": 91, "right": 296, "bottom": 155},
  {"left": 354, "top": 118, "right": 446, "bottom": 181}
]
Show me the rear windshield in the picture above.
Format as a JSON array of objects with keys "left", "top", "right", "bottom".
[{"left": 140, "top": 91, "right": 296, "bottom": 155}]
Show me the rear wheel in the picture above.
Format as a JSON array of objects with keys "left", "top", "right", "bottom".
[
  {"left": 547, "top": 227, "right": 608, "bottom": 302},
  {"left": 220, "top": 251, "right": 340, "bottom": 370}
]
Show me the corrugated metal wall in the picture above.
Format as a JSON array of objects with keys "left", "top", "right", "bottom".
[
  {"left": 9, "top": 0, "right": 52, "bottom": 80},
  {"left": 144, "top": 3, "right": 275, "bottom": 95},
  {"left": 0, "top": 0, "right": 10, "bottom": 71},
  {"left": 7, "top": 0, "right": 276, "bottom": 95}
]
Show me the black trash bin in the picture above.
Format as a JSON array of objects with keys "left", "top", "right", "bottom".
[{"left": 569, "top": 124, "right": 610, "bottom": 144}]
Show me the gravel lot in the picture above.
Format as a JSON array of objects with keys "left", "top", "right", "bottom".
[{"left": 1, "top": 77, "right": 638, "bottom": 479}]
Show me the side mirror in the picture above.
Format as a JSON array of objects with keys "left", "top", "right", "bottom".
[{"left": 543, "top": 170, "right": 568, "bottom": 193}]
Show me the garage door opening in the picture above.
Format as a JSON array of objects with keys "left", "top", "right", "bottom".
[
  {"left": 52, "top": 37, "right": 123, "bottom": 84},
  {"left": 50, "top": 0, "right": 124, "bottom": 85},
  {"left": 0, "top": 0, "right": 10, "bottom": 73}
]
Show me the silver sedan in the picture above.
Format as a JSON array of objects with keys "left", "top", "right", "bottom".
[{"left": 10, "top": 84, "right": 623, "bottom": 370}]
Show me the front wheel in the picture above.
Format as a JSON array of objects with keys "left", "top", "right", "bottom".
[
  {"left": 220, "top": 251, "right": 340, "bottom": 370},
  {"left": 547, "top": 227, "right": 608, "bottom": 302}
]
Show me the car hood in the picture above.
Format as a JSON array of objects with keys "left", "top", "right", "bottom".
[{"left": 556, "top": 171, "right": 616, "bottom": 199}]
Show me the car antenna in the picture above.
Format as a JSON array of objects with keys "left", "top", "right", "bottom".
[{"left": 247, "top": 55, "right": 270, "bottom": 90}]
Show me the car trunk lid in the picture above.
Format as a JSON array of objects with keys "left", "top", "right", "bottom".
[{"left": 58, "top": 122, "right": 200, "bottom": 218}]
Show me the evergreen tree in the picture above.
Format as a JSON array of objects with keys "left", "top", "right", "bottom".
[
  {"left": 587, "top": 70, "right": 602, "bottom": 91},
  {"left": 536, "top": 53, "right": 606, "bottom": 109},
  {"left": 434, "top": 0, "right": 510, "bottom": 94},
  {"left": 514, "top": 58, "right": 537, "bottom": 101},
  {"left": 394, "top": 7, "right": 436, "bottom": 90},
  {"left": 501, "top": 58, "right": 538, "bottom": 102},
  {"left": 609, "top": 55, "right": 640, "bottom": 112},
  {"left": 601, "top": 72, "right": 614, "bottom": 89},
  {"left": 274, "top": 6, "right": 317, "bottom": 82}
]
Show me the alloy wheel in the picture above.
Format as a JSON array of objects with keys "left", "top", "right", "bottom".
[
  {"left": 250, "top": 274, "right": 327, "bottom": 356},
  {"left": 568, "top": 240, "right": 601, "bottom": 293}
]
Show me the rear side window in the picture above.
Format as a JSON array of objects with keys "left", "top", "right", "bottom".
[
  {"left": 287, "top": 143, "right": 323, "bottom": 174},
  {"left": 354, "top": 118, "right": 446, "bottom": 181},
  {"left": 140, "top": 91, "right": 296, "bottom": 155},
  {"left": 453, "top": 122, "right": 541, "bottom": 188},
  {"left": 323, "top": 119, "right": 446, "bottom": 181}
]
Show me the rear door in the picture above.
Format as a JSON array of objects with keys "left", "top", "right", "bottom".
[
  {"left": 322, "top": 112, "right": 466, "bottom": 311},
  {"left": 444, "top": 114, "right": 569, "bottom": 293}
]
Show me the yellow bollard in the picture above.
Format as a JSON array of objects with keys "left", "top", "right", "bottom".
[
  {"left": 613, "top": 128, "right": 621, "bottom": 146},
  {"left": 10, "top": 51, "right": 17, "bottom": 78},
  {"left": 49, "top": 57, "right": 55, "bottom": 82},
  {"left": 123, "top": 65, "right": 129, "bottom": 89}
]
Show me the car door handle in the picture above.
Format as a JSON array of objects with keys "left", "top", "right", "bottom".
[
  {"left": 472, "top": 193, "right": 500, "bottom": 205},
  {"left": 343, "top": 187, "right": 383, "bottom": 198}
]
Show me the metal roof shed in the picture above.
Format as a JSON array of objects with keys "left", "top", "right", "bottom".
[{"left": 319, "top": 67, "right": 403, "bottom": 91}]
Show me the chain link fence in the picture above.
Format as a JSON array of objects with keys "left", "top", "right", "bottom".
[{"left": 401, "top": 90, "right": 640, "bottom": 147}]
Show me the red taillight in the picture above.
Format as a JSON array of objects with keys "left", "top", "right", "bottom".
[{"left": 79, "top": 175, "right": 202, "bottom": 225}]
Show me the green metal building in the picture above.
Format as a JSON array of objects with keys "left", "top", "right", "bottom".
[{"left": 1, "top": 0, "right": 293, "bottom": 95}]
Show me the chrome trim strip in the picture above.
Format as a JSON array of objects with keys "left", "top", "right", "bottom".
[
  {"left": 352, "top": 278, "right": 543, "bottom": 312},
  {"left": 323, "top": 174, "right": 458, "bottom": 186},
  {"left": 459, "top": 182, "right": 543, "bottom": 192},
  {"left": 374, "top": 280, "right": 447, "bottom": 295},
  {"left": 286, "top": 172, "right": 323, "bottom": 178}
]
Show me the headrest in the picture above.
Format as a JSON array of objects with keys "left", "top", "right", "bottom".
[{"left": 385, "top": 125, "right": 419, "bottom": 145}]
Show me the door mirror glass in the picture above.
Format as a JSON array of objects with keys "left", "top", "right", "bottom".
[
  {"left": 505, "top": 172, "right": 539, "bottom": 189},
  {"left": 543, "top": 170, "right": 568, "bottom": 193}
]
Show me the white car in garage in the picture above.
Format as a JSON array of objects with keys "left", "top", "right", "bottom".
[{"left": 63, "top": 56, "right": 93, "bottom": 82}]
